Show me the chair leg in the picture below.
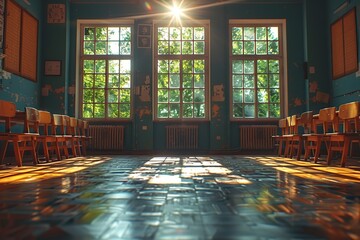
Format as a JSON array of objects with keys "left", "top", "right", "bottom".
[
  {"left": 0, "top": 140, "right": 9, "bottom": 165},
  {"left": 314, "top": 139, "right": 322, "bottom": 163},
  {"left": 327, "top": 141, "right": 333, "bottom": 165},
  {"left": 13, "top": 141, "right": 23, "bottom": 167},
  {"left": 340, "top": 138, "right": 351, "bottom": 167}
]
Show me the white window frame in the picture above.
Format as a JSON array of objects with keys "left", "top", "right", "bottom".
[
  {"left": 153, "top": 20, "right": 211, "bottom": 121},
  {"left": 229, "top": 19, "right": 288, "bottom": 121},
  {"left": 75, "top": 19, "right": 134, "bottom": 120}
]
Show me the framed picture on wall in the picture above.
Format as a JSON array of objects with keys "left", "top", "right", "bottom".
[
  {"left": 44, "top": 60, "right": 61, "bottom": 76},
  {"left": 138, "top": 36, "right": 151, "bottom": 48},
  {"left": 138, "top": 24, "right": 151, "bottom": 36}
]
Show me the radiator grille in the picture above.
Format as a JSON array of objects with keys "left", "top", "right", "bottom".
[
  {"left": 239, "top": 125, "right": 277, "bottom": 150},
  {"left": 88, "top": 125, "right": 124, "bottom": 151},
  {"left": 166, "top": 125, "right": 198, "bottom": 150}
]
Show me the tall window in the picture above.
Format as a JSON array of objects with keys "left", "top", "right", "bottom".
[
  {"left": 79, "top": 23, "right": 133, "bottom": 119},
  {"left": 230, "top": 20, "right": 286, "bottom": 120},
  {"left": 154, "top": 21, "right": 210, "bottom": 120}
]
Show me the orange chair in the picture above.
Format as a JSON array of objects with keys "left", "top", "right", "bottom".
[
  {"left": 303, "top": 107, "right": 337, "bottom": 163},
  {"left": 78, "top": 119, "right": 91, "bottom": 156},
  {"left": 35, "top": 111, "right": 63, "bottom": 161},
  {"left": 0, "top": 104, "right": 39, "bottom": 167},
  {"left": 286, "top": 115, "right": 303, "bottom": 160},
  {"left": 327, "top": 101, "right": 360, "bottom": 167},
  {"left": 272, "top": 118, "right": 289, "bottom": 156},
  {"left": 51, "top": 114, "right": 69, "bottom": 159}
]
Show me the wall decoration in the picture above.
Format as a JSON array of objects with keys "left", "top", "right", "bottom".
[
  {"left": 212, "top": 84, "right": 225, "bottom": 101},
  {"left": 138, "top": 36, "right": 151, "bottom": 48},
  {"left": 138, "top": 24, "right": 151, "bottom": 36},
  {"left": 44, "top": 60, "right": 61, "bottom": 76},
  {"left": 138, "top": 24, "right": 151, "bottom": 48},
  {"left": 47, "top": 4, "right": 65, "bottom": 23}
]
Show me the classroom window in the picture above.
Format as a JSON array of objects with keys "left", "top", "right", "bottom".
[
  {"left": 230, "top": 20, "right": 286, "bottom": 120},
  {"left": 79, "top": 24, "right": 133, "bottom": 119},
  {"left": 154, "top": 22, "right": 210, "bottom": 120}
]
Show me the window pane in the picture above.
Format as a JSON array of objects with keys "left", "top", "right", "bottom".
[
  {"left": 232, "top": 75, "right": 243, "bottom": 88},
  {"left": 194, "top": 103, "right": 205, "bottom": 117},
  {"left": 108, "top": 89, "right": 119, "bottom": 103},
  {"left": 108, "top": 104, "right": 119, "bottom": 118},
  {"left": 244, "top": 75, "right": 254, "bottom": 88},
  {"left": 183, "top": 74, "right": 193, "bottom": 88},
  {"left": 169, "top": 104, "right": 180, "bottom": 118},
  {"left": 182, "top": 41, "right": 193, "bottom": 54},
  {"left": 119, "top": 104, "right": 130, "bottom": 118},
  {"left": 256, "top": 27, "right": 266, "bottom": 40},
  {"left": 268, "top": 41, "right": 279, "bottom": 54},
  {"left": 95, "top": 74, "right": 105, "bottom": 88},
  {"left": 158, "top": 27, "right": 168, "bottom": 40},
  {"left": 158, "top": 74, "right": 169, "bottom": 88},
  {"left": 232, "top": 41, "right": 243, "bottom": 55},
  {"left": 183, "top": 104, "right": 193, "bottom": 117},
  {"left": 258, "top": 89, "right": 268, "bottom": 103},
  {"left": 182, "top": 89, "right": 193, "bottom": 102},
  {"left": 83, "top": 74, "right": 94, "bottom": 88},
  {"left": 158, "top": 89, "right": 168, "bottom": 102},
  {"left": 257, "top": 74, "right": 268, "bottom": 88},
  {"left": 244, "top": 89, "right": 254, "bottom": 103},
  {"left": 232, "top": 27, "right": 243, "bottom": 40},
  {"left": 232, "top": 60, "right": 243, "bottom": 74},
  {"left": 169, "top": 89, "right": 180, "bottom": 102},
  {"left": 258, "top": 104, "right": 269, "bottom": 118},
  {"left": 182, "top": 27, "right": 193, "bottom": 40},
  {"left": 194, "top": 27, "right": 204, "bottom": 40},
  {"left": 158, "top": 103, "right": 169, "bottom": 118},
  {"left": 269, "top": 74, "right": 280, "bottom": 88},
  {"left": 84, "top": 28, "right": 95, "bottom": 40},
  {"left": 84, "top": 41, "right": 95, "bottom": 55},
  {"left": 244, "top": 104, "right": 255, "bottom": 118},
  {"left": 94, "top": 104, "right": 105, "bottom": 118},
  {"left": 95, "top": 41, "right": 107, "bottom": 55},
  {"left": 170, "top": 41, "right": 181, "bottom": 54},
  {"left": 233, "top": 89, "right": 243, "bottom": 103},
  {"left": 244, "top": 27, "right": 254, "bottom": 40},
  {"left": 270, "top": 104, "right": 280, "bottom": 118},
  {"left": 268, "top": 27, "right": 278, "bottom": 40},
  {"left": 194, "top": 41, "right": 205, "bottom": 54},
  {"left": 108, "top": 27, "right": 119, "bottom": 40},
  {"left": 244, "top": 41, "right": 255, "bottom": 54},
  {"left": 233, "top": 103, "right": 243, "bottom": 117}
]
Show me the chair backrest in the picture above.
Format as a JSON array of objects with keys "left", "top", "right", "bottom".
[
  {"left": 25, "top": 107, "right": 40, "bottom": 133},
  {"left": 278, "top": 118, "right": 288, "bottom": 135},
  {"left": 38, "top": 110, "right": 52, "bottom": 135},
  {"left": 338, "top": 101, "right": 360, "bottom": 133},
  {"left": 318, "top": 106, "right": 338, "bottom": 133},
  {"left": 299, "top": 111, "right": 313, "bottom": 133},
  {"left": 289, "top": 115, "right": 298, "bottom": 134},
  {"left": 52, "top": 114, "right": 65, "bottom": 135},
  {"left": 0, "top": 100, "right": 16, "bottom": 118},
  {"left": 68, "top": 117, "right": 78, "bottom": 135}
]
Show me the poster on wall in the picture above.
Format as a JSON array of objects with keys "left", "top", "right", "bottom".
[
  {"left": 0, "top": 0, "right": 4, "bottom": 49},
  {"left": 47, "top": 4, "right": 65, "bottom": 23}
]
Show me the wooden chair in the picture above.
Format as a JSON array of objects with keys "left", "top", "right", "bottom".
[
  {"left": 78, "top": 119, "right": 91, "bottom": 156},
  {"left": 35, "top": 111, "right": 62, "bottom": 162},
  {"left": 303, "top": 107, "right": 337, "bottom": 163},
  {"left": 0, "top": 104, "right": 39, "bottom": 167},
  {"left": 51, "top": 114, "right": 69, "bottom": 159},
  {"left": 68, "top": 117, "right": 81, "bottom": 157},
  {"left": 327, "top": 101, "right": 360, "bottom": 167},
  {"left": 62, "top": 115, "right": 78, "bottom": 157},
  {"left": 272, "top": 118, "right": 289, "bottom": 156},
  {"left": 286, "top": 115, "right": 303, "bottom": 160}
]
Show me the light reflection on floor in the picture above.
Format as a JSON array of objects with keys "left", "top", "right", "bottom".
[{"left": 0, "top": 155, "right": 360, "bottom": 239}]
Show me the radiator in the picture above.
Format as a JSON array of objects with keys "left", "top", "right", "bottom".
[
  {"left": 166, "top": 125, "right": 198, "bottom": 149},
  {"left": 239, "top": 125, "right": 277, "bottom": 150},
  {"left": 88, "top": 125, "right": 124, "bottom": 151}
]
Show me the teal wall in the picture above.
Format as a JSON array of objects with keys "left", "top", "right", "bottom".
[{"left": 1, "top": 0, "right": 359, "bottom": 152}]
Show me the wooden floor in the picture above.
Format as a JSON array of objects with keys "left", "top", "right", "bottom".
[{"left": 0, "top": 154, "right": 360, "bottom": 239}]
